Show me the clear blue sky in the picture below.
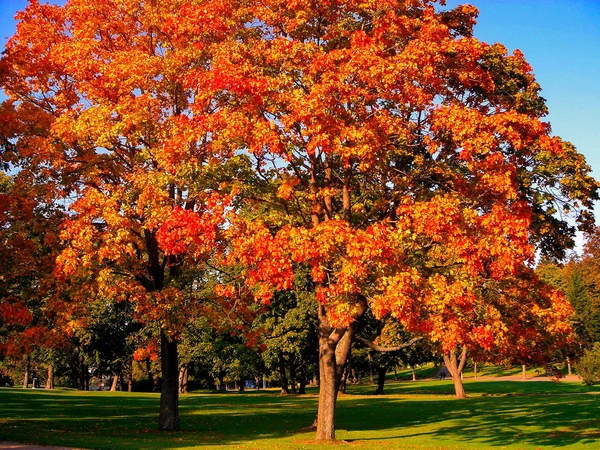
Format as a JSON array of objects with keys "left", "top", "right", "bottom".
[{"left": 1, "top": 1, "right": 599, "bottom": 195}]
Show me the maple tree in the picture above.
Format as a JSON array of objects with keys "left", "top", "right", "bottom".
[
  {"left": 210, "top": 0, "right": 598, "bottom": 439},
  {"left": 2, "top": 0, "right": 598, "bottom": 441},
  {"left": 0, "top": 0, "right": 246, "bottom": 430}
]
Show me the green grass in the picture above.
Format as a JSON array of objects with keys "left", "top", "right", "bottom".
[{"left": 1, "top": 380, "right": 600, "bottom": 449}]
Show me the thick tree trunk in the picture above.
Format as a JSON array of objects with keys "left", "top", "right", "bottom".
[
  {"left": 444, "top": 348, "right": 468, "bottom": 399},
  {"left": 45, "top": 365, "right": 54, "bottom": 390},
  {"left": 159, "top": 330, "right": 179, "bottom": 431},
  {"left": 316, "top": 331, "right": 338, "bottom": 441},
  {"left": 375, "top": 366, "right": 386, "bottom": 395}
]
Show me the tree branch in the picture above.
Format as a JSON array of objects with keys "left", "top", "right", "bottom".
[{"left": 356, "top": 336, "right": 423, "bottom": 353}]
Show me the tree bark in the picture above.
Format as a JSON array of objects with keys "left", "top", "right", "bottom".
[
  {"left": 411, "top": 366, "right": 416, "bottom": 381},
  {"left": 278, "top": 352, "right": 290, "bottom": 395},
  {"left": 146, "top": 359, "right": 154, "bottom": 388},
  {"left": 315, "top": 325, "right": 341, "bottom": 440},
  {"left": 298, "top": 364, "right": 307, "bottom": 394},
  {"left": 334, "top": 324, "right": 355, "bottom": 392},
  {"left": 522, "top": 364, "right": 527, "bottom": 379},
  {"left": 473, "top": 362, "right": 478, "bottom": 380},
  {"left": 443, "top": 348, "right": 467, "bottom": 399},
  {"left": 128, "top": 360, "right": 133, "bottom": 392},
  {"left": 159, "top": 330, "right": 179, "bottom": 431},
  {"left": 290, "top": 361, "right": 297, "bottom": 394},
  {"left": 22, "top": 357, "right": 30, "bottom": 389},
  {"left": 45, "top": 365, "right": 54, "bottom": 390},
  {"left": 567, "top": 357, "right": 572, "bottom": 376},
  {"left": 182, "top": 366, "right": 188, "bottom": 394},
  {"left": 110, "top": 374, "right": 119, "bottom": 392},
  {"left": 375, "top": 366, "right": 386, "bottom": 395}
]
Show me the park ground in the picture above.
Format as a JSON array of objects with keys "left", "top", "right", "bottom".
[{"left": 1, "top": 368, "right": 599, "bottom": 450}]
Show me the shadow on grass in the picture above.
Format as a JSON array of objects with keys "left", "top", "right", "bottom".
[
  {"left": 1, "top": 383, "right": 600, "bottom": 449},
  {"left": 337, "top": 390, "right": 600, "bottom": 448}
]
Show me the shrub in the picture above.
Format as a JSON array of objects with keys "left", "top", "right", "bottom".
[{"left": 576, "top": 343, "right": 600, "bottom": 385}]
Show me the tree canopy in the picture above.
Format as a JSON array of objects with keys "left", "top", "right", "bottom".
[{"left": 1, "top": 0, "right": 597, "bottom": 441}]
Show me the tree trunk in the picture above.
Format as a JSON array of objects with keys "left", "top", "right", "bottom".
[
  {"left": 298, "top": 365, "right": 307, "bottom": 394},
  {"left": 522, "top": 364, "right": 527, "bottom": 379},
  {"left": 79, "top": 355, "right": 87, "bottom": 390},
  {"left": 110, "top": 374, "right": 119, "bottom": 392},
  {"left": 375, "top": 366, "right": 386, "bottom": 395},
  {"left": 159, "top": 330, "right": 179, "bottom": 431},
  {"left": 178, "top": 366, "right": 185, "bottom": 394},
  {"left": 368, "top": 353, "right": 374, "bottom": 383},
  {"left": 290, "top": 361, "right": 297, "bottom": 394},
  {"left": 334, "top": 324, "right": 355, "bottom": 392},
  {"left": 182, "top": 366, "right": 188, "bottom": 394},
  {"left": 444, "top": 348, "right": 468, "bottom": 399},
  {"left": 411, "top": 366, "right": 416, "bottom": 381},
  {"left": 473, "top": 362, "right": 478, "bottom": 380},
  {"left": 279, "top": 352, "right": 290, "bottom": 395},
  {"left": 567, "top": 357, "right": 572, "bottom": 376},
  {"left": 146, "top": 359, "right": 154, "bottom": 387},
  {"left": 128, "top": 360, "right": 133, "bottom": 392},
  {"left": 316, "top": 330, "right": 339, "bottom": 441},
  {"left": 45, "top": 365, "right": 54, "bottom": 390},
  {"left": 22, "top": 359, "right": 30, "bottom": 389}
]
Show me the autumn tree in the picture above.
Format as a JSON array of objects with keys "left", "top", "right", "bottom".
[
  {"left": 209, "top": 0, "right": 597, "bottom": 440},
  {"left": 0, "top": 0, "right": 244, "bottom": 430}
]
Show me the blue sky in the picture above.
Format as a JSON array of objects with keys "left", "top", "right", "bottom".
[{"left": 1, "top": 1, "right": 599, "bottom": 192}]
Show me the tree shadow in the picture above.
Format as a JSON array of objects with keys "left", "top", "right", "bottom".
[{"left": 2, "top": 385, "right": 600, "bottom": 448}]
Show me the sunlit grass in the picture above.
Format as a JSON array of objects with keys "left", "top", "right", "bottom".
[{"left": 1, "top": 378, "right": 599, "bottom": 449}]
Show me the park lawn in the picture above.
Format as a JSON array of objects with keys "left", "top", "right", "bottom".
[{"left": 1, "top": 380, "right": 599, "bottom": 450}]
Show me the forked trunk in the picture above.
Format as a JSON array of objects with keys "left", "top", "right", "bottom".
[
  {"left": 443, "top": 347, "right": 468, "bottom": 399},
  {"left": 45, "top": 365, "right": 54, "bottom": 390},
  {"left": 159, "top": 330, "right": 179, "bottom": 431}
]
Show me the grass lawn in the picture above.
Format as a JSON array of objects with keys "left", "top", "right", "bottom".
[{"left": 1, "top": 379, "right": 600, "bottom": 449}]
